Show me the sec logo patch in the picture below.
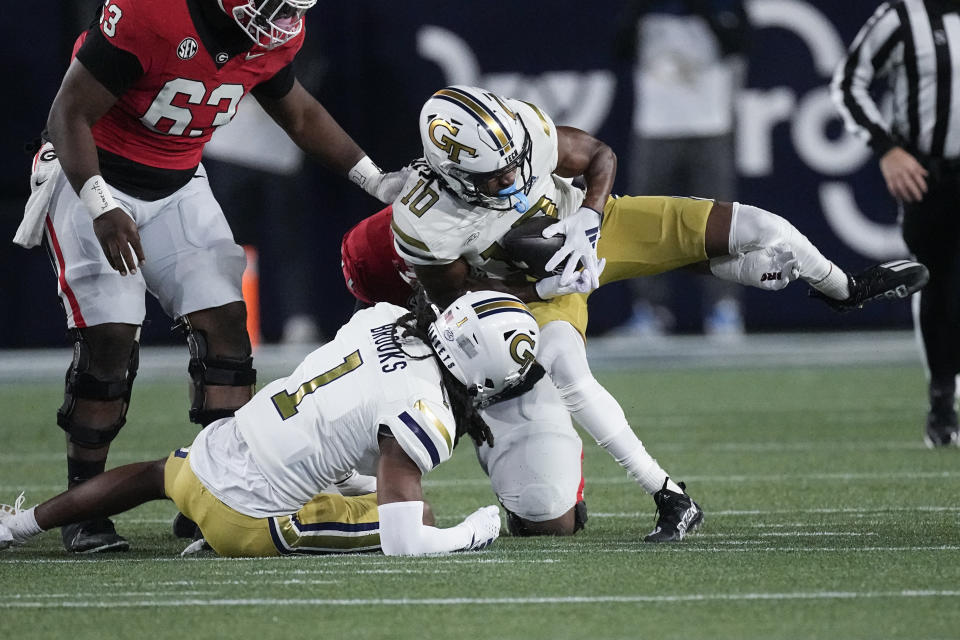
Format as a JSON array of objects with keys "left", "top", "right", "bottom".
[{"left": 177, "top": 37, "right": 198, "bottom": 60}]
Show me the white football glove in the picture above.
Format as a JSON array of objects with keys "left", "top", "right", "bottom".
[
  {"left": 536, "top": 258, "right": 606, "bottom": 300},
  {"left": 709, "top": 244, "right": 800, "bottom": 291},
  {"left": 460, "top": 505, "right": 501, "bottom": 551},
  {"left": 365, "top": 166, "right": 414, "bottom": 203},
  {"left": 333, "top": 469, "right": 377, "bottom": 496},
  {"left": 543, "top": 206, "right": 603, "bottom": 287}
]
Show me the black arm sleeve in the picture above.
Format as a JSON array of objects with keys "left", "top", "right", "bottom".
[
  {"left": 251, "top": 62, "right": 296, "bottom": 101},
  {"left": 74, "top": 27, "right": 144, "bottom": 97}
]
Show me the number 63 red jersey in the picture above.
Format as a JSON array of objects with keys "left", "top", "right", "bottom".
[{"left": 73, "top": 0, "right": 303, "bottom": 171}]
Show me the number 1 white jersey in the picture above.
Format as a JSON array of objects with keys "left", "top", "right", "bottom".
[
  {"left": 194, "top": 303, "right": 458, "bottom": 516},
  {"left": 391, "top": 99, "right": 586, "bottom": 279}
]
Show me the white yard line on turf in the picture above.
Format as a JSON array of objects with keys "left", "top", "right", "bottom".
[
  {"left": 0, "top": 439, "right": 933, "bottom": 464},
  {"left": 2, "top": 590, "right": 959, "bottom": 609},
  {"left": 6, "top": 470, "right": 957, "bottom": 494},
  {"left": 2, "top": 545, "right": 959, "bottom": 566}
]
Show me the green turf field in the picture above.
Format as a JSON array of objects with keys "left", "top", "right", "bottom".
[{"left": 1, "top": 360, "right": 958, "bottom": 639}]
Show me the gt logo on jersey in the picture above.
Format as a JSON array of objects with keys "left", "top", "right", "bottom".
[
  {"left": 428, "top": 119, "right": 477, "bottom": 164},
  {"left": 509, "top": 332, "right": 536, "bottom": 368}
]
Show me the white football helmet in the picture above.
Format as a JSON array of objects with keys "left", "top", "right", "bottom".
[
  {"left": 419, "top": 86, "right": 534, "bottom": 212},
  {"left": 218, "top": 0, "right": 315, "bottom": 49},
  {"left": 427, "top": 292, "right": 540, "bottom": 407}
]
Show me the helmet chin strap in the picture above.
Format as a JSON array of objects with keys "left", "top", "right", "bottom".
[{"left": 497, "top": 180, "right": 529, "bottom": 213}]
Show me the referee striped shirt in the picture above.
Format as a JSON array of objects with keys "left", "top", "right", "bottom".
[{"left": 832, "top": 0, "right": 960, "bottom": 160}]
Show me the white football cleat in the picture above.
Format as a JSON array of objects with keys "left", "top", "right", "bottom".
[
  {"left": 0, "top": 491, "right": 25, "bottom": 523},
  {"left": 0, "top": 492, "right": 26, "bottom": 549}
]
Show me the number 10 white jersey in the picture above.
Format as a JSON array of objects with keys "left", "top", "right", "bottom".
[{"left": 391, "top": 98, "right": 586, "bottom": 279}]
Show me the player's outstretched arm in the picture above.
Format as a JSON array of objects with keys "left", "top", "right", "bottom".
[
  {"left": 376, "top": 435, "right": 499, "bottom": 556},
  {"left": 256, "top": 80, "right": 409, "bottom": 203},
  {"left": 47, "top": 59, "right": 144, "bottom": 275}
]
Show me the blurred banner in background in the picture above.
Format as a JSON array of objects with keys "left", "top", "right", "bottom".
[{"left": 0, "top": 1, "right": 903, "bottom": 347}]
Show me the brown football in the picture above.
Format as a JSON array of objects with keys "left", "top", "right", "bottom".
[{"left": 501, "top": 216, "right": 573, "bottom": 279}]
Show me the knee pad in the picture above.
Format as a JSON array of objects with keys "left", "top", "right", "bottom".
[
  {"left": 176, "top": 315, "right": 256, "bottom": 426},
  {"left": 57, "top": 329, "right": 139, "bottom": 448},
  {"left": 729, "top": 203, "right": 795, "bottom": 253}
]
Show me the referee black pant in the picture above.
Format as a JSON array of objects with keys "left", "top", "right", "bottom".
[{"left": 902, "top": 163, "right": 960, "bottom": 404}]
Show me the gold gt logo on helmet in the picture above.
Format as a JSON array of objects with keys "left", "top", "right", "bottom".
[
  {"left": 428, "top": 119, "right": 478, "bottom": 164},
  {"left": 509, "top": 332, "right": 537, "bottom": 370}
]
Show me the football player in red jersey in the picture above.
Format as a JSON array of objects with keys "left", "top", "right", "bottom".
[{"left": 23, "top": 0, "right": 407, "bottom": 553}]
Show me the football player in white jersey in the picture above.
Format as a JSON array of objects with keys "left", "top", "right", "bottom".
[
  {"left": 0, "top": 291, "right": 543, "bottom": 557},
  {"left": 390, "top": 85, "right": 929, "bottom": 542}
]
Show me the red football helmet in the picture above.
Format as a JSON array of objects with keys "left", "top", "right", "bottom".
[
  {"left": 341, "top": 206, "right": 416, "bottom": 306},
  {"left": 217, "top": 0, "right": 315, "bottom": 49}
]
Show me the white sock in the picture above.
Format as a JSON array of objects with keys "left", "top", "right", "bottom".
[
  {"left": 808, "top": 263, "right": 851, "bottom": 300},
  {"left": 558, "top": 377, "right": 683, "bottom": 495},
  {"left": 731, "top": 203, "right": 850, "bottom": 299},
  {"left": 7, "top": 506, "right": 43, "bottom": 543},
  {"left": 603, "top": 429, "right": 684, "bottom": 494}
]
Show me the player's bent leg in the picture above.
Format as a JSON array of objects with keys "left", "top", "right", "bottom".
[
  {"left": 538, "top": 321, "right": 701, "bottom": 541},
  {"left": 36, "top": 459, "right": 166, "bottom": 531},
  {"left": 175, "top": 301, "right": 256, "bottom": 427},
  {"left": 595, "top": 195, "right": 712, "bottom": 284},
  {"left": 164, "top": 448, "right": 277, "bottom": 557},
  {"left": 58, "top": 323, "right": 140, "bottom": 553},
  {"left": 273, "top": 493, "right": 381, "bottom": 555},
  {"left": 2, "top": 459, "right": 165, "bottom": 551},
  {"left": 538, "top": 321, "right": 675, "bottom": 494},
  {"left": 165, "top": 449, "right": 382, "bottom": 557},
  {"left": 705, "top": 200, "right": 842, "bottom": 292},
  {"left": 707, "top": 201, "right": 929, "bottom": 306},
  {"left": 477, "top": 377, "right": 585, "bottom": 536}
]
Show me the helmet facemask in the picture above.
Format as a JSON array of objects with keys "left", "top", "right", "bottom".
[
  {"left": 225, "top": 0, "right": 315, "bottom": 49},
  {"left": 447, "top": 124, "right": 534, "bottom": 213}
]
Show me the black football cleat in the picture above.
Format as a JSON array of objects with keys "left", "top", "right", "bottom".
[
  {"left": 643, "top": 480, "right": 703, "bottom": 543},
  {"left": 925, "top": 409, "right": 959, "bottom": 449},
  {"left": 810, "top": 260, "right": 929, "bottom": 312},
  {"left": 172, "top": 512, "right": 202, "bottom": 540},
  {"left": 61, "top": 518, "right": 129, "bottom": 553}
]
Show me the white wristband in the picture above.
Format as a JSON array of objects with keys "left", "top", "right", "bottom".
[
  {"left": 378, "top": 501, "right": 473, "bottom": 556},
  {"left": 534, "top": 277, "right": 557, "bottom": 300},
  {"left": 79, "top": 175, "right": 118, "bottom": 220},
  {"left": 348, "top": 155, "right": 382, "bottom": 193}
]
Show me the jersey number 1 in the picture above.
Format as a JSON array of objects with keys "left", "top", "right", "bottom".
[{"left": 271, "top": 350, "right": 363, "bottom": 420}]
